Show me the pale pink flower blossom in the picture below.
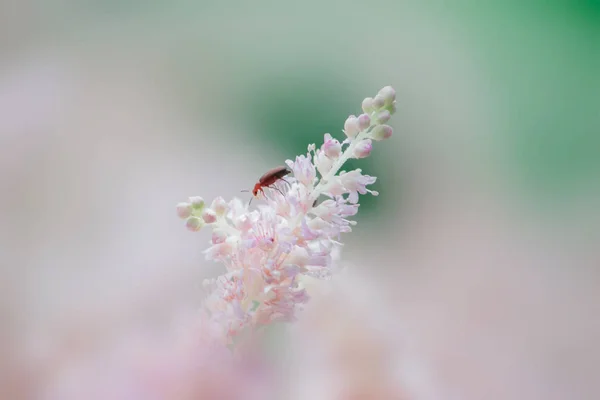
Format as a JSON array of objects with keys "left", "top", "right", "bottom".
[
  {"left": 286, "top": 154, "right": 316, "bottom": 186},
  {"left": 211, "top": 196, "right": 228, "bottom": 215},
  {"left": 315, "top": 149, "right": 334, "bottom": 175},
  {"left": 178, "top": 86, "right": 397, "bottom": 348},
  {"left": 339, "top": 169, "right": 378, "bottom": 204},
  {"left": 353, "top": 139, "right": 373, "bottom": 159},
  {"left": 322, "top": 133, "right": 342, "bottom": 158}
]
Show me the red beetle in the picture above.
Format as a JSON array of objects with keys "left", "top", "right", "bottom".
[{"left": 243, "top": 166, "right": 291, "bottom": 203}]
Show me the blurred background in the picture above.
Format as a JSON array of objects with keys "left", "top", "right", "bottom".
[{"left": 1, "top": 1, "right": 599, "bottom": 399}]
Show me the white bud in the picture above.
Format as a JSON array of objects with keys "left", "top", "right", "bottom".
[
  {"left": 176, "top": 202, "right": 193, "bottom": 219},
  {"left": 375, "top": 110, "right": 391, "bottom": 124},
  {"left": 201, "top": 208, "right": 217, "bottom": 224},
  {"left": 343, "top": 115, "right": 360, "bottom": 139},
  {"left": 211, "top": 196, "right": 228, "bottom": 216},
  {"left": 357, "top": 113, "right": 371, "bottom": 130},
  {"left": 188, "top": 196, "right": 205, "bottom": 209},
  {"left": 370, "top": 125, "right": 393, "bottom": 141},
  {"left": 353, "top": 139, "right": 373, "bottom": 159},
  {"left": 361, "top": 97, "right": 375, "bottom": 113},
  {"left": 185, "top": 216, "right": 204, "bottom": 232},
  {"left": 377, "top": 86, "right": 396, "bottom": 105},
  {"left": 373, "top": 94, "right": 385, "bottom": 109}
]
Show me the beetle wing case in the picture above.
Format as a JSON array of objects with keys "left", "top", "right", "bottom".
[{"left": 258, "top": 165, "right": 291, "bottom": 184}]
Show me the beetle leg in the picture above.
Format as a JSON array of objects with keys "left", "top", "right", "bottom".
[
  {"left": 280, "top": 178, "right": 291, "bottom": 186},
  {"left": 271, "top": 185, "right": 286, "bottom": 197}
]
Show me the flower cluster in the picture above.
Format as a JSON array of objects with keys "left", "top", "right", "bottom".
[{"left": 177, "top": 86, "right": 397, "bottom": 345}]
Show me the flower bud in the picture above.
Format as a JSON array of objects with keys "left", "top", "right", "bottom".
[
  {"left": 176, "top": 202, "right": 193, "bottom": 219},
  {"left": 357, "top": 113, "right": 371, "bottom": 130},
  {"left": 361, "top": 97, "right": 375, "bottom": 113},
  {"left": 201, "top": 208, "right": 217, "bottom": 224},
  {"left": 353, "top": 139, "right": 373, "bottom": 159},
  {"left": 211, "top": 196, "right": 228, "bottom": 216},
  {"left": 212, "top": 229, "right": 227, "bottom": 244},
  {"left": 386, "top": 100, "right": 397, "bottom": 115},
  {"left": 373, "top": 95, "right": 385, "bottom": 109},
  {"left": 370, "top": 124, "right": 393, "bottom": 141},
  {"left": 322, "top": 133, "right": 341, "bottom": 159},
  {"left": 185, "top": 216, "right": 204, "bottom": 232},
  {"left": 188, "top": 196, "right": 205, "bottom": 210},
  {"left": 375, "top": 110, "right": 391, "bottom": 124},
  {"left": 343, "top": 115, "right": 360, "bottom": 139},
  {"left": 235, "top": 215, "right": 253, "bottom": 232},
  {"left": 378, "top": 86, "right": 396, "bottom": 105}
]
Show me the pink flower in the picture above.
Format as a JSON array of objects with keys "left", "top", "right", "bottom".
[
  {"left": 322, "top": 133, "right": 341, "bottom": 158},
  {"left": 178, "top": 86, "right": 396, "bottom": 357},
  {"left": 312, "top": 199, "right": 359, "bottom": 234},
  {"left": 211, "top": 196, "right": 228, "bottom": 215},
  {"left": 315, "top": 149, "right": 334, "bottom": 175},
  {"left": 212, "top": 229, "right": 228, "bottom": 244},
  {"left": 204, "top": 241, "right": 234, "bottom": 262},
  {"left": 286, "top": 154, "right": 316, "bottom": 186},
  {"left": 353, "top": 139, "right": 373, "bottom": 159},
  {"left": 339, "top": 169, "right": 377, "bottom": 203}
]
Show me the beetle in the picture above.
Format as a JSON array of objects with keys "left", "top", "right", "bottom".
[{"left": 243, "top": 166, "right": 291, "bottom": 203}]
